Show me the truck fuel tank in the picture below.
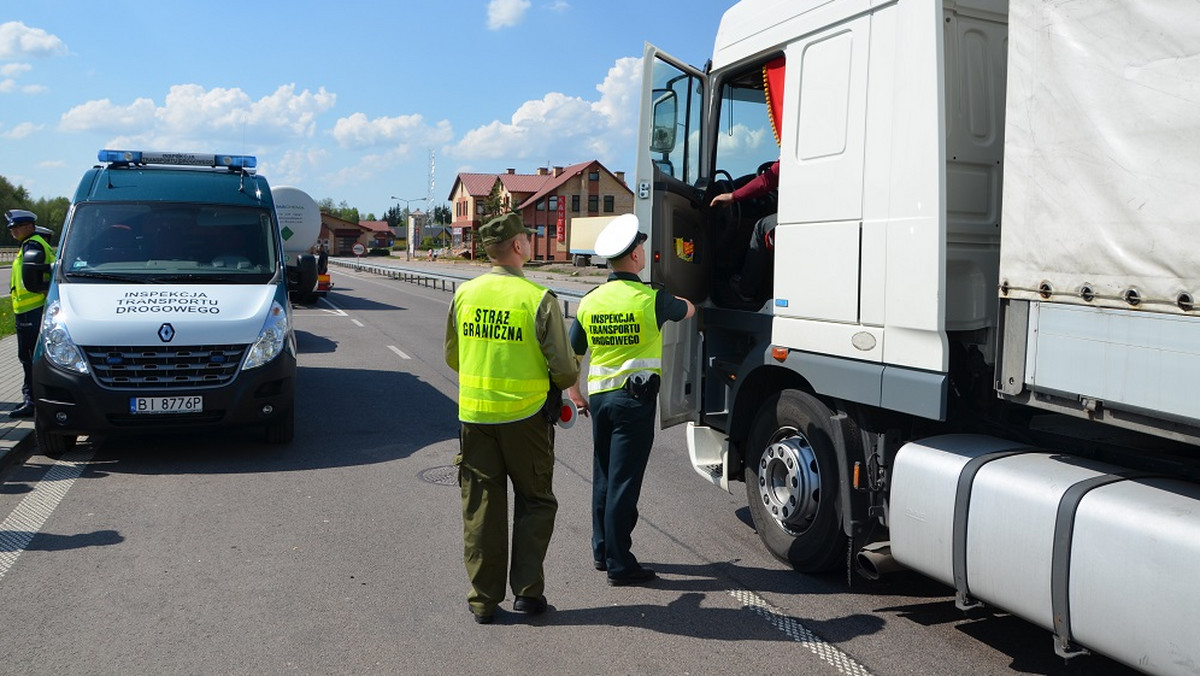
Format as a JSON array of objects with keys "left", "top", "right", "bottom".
[{"left": 890, "top": 434, "right": 1200, "bottom": 674}]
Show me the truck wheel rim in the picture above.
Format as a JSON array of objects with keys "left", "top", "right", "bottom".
[{"left": 758, "top": 434, "right": 820, "bottom": 533}]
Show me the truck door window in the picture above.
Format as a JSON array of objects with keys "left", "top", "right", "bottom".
[
  {"left": 714, "top": 66, "right": 774, "bottom": 184},
  {"left": 649, "top": 57, "right": 703, "bottom": 186}
]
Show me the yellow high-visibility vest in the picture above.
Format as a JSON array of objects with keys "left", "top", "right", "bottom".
[
  {"left": 453, "top": 273, "right": 551, "bottom": 423},
  {"left": 10, "top": 234, "right": 54, "bottom": 314},
  {"left": 577, "top": 280, "right": 661, "bottom": 394}
]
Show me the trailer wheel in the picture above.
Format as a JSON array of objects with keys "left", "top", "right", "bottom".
[
  {"left": 35, "top": 411, "right": 77, "bottom": 459},
  {"left": 744, "top": 390, "right": 845, "bottom": 572}
]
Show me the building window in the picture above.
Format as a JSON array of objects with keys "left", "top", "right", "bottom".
[
  {"left": 548, "top": 195, "right": 558, "bottom": 211},
  {"left": 536, "top": 199, "right": 545, "bottom": 211},
  {"left": 588, "top": 171, "right": 600, "bottom": 182},
  {"left": 571, "top": 195, "right": 580, "bottom": 212},
  {"left": 588, "top": 195, "right": 599, "bottom": 213},
  {"left": 603, "top": 195, "right": 615, "bottom": 213}
]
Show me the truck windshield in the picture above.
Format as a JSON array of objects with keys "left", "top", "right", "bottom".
[{"left": 61, "top": 202, "right": 278, "bottom": 283}]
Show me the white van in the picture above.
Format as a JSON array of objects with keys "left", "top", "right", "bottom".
[{"left": 28, "top": 150, "right": 297, "bottom": 454}]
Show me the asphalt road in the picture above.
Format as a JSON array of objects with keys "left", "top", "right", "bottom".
[{"left": 0, "top": 265, "right": 1141, "bottom": 675}]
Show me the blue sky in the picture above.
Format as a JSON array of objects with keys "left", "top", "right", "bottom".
[{"left": 1, "top": 1, "right": 731, "bottom": 218}]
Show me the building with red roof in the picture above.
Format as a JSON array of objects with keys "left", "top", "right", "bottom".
[{"left": 447, "top": 160, "right": 632, "bottom": 262}]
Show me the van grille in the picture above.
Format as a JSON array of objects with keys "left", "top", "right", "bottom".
[{"left": 84, "top": 345, "right": 247, "bottom": 389}]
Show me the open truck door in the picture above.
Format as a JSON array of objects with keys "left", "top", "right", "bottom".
[{"left": 635, "top": 44, "right": 707, "bottom": 429}]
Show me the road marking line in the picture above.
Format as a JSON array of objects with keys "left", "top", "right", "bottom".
[
  {"left": 317, "top": 298, "right": 347, "bottom": 316},
  {"left": 0, "top": 448, "right": 95, "bottom": 583},
  {"left": 351, "top": 319, "right": 364, "bottom": 327},
  {"left": 730, "top": 588, "right": 873, "bottom": 676},
  {"left": 387, "top": 345, "right": 411, "bottom": 360}
]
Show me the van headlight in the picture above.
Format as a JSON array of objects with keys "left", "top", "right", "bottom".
[
  {"left": 41, "top": 300, "right": 89, "bottom": 374},
  {"left": 243, "top": 301, "right": 289, "bottom": 370}
]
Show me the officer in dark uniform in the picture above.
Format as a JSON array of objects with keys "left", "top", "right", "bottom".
[
  {"left": 7, "top": 209, "right": 55, "bottom": 419},
  {"left": 568, "top": 214, "right": 695, "bottom": 585},
  {"left": 445, "top": 212, "right": 580, "bottom": 623}
]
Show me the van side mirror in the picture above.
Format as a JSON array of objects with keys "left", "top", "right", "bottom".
[
  {"left": 22, "top": 263, "right": 51, "bottom": 294},
  {"left": 650, "top": 89, "right": 678, "bottom": 153}
]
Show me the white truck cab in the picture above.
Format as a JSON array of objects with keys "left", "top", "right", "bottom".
[
  {"left": 29, "top": 150, "right": 299, "bottom": 454},
  {"left": 638, "top": 1, "right": 1200, "bottom": 671}
]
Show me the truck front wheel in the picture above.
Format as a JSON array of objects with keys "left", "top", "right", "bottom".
[{"left": 744, "top": 390, "right": 846, "bottom": 572}]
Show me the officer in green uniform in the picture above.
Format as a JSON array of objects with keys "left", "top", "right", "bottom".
[
  {"left": 7, "top": 209, "right": 55, "bottom": 419},
  {"left": 567, "top": 214, "right": 695, "bottom": 585},
  {"left": 444, "top": 212, "right": 580, "bottom": 624}
]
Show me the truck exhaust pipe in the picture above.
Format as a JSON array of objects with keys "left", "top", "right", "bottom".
[{"left": 856, "top": 542, "right": 903, "bottom": 580}]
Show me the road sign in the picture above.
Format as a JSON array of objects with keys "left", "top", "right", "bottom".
[{"left": 352, "top": 243, "right": 366, "bottom": 257}]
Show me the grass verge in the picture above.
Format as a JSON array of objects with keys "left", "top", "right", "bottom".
[{"left": 0, "top": 300, "right": 13, "bottom": 339}]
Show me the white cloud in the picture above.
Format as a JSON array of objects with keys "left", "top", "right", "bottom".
[
  {"left": 0, "top": 21, "right": 68, "bottom": 60},
  {"left": 546, "top": 1, "right": 570, "bottom": 12},
  {"left": 487, "top": 0, "right": 531, "bottom": 29},
  {"left": 2, "top": 121, "right": 42, "bottom": 139},
  {"left": 0, "top": 78, "right": 14, "bottom": 93},
  {"left": 448, "top": 56, "right": 641, "bottom": 169},
  {"left": 331, "top": 112, "right": 453, "bottom": 149},
  {"left": 57, "top": 84, "right": 337, "bottom": 148},
  {"left": 1, "top": 63, "right": 31, "bottom": 77},
  {"left": 60, "top": 97, "right": 158, "bottom": 133}
]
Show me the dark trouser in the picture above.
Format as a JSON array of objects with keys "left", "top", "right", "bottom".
[
  {"left": 589, "top": 386, "right": 657, "bottom": 577},
  {"left": 15, "top": 307, "right": 43, "bottom": 407},
  {"left": 455, "top": 414, "right": 557, "bottom": 615},
  {"left": 740, "top": 212, "right": 777, "bottom": 294}
]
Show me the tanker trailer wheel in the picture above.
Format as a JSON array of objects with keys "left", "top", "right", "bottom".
[{"left": 744, "top": 390, "right": 846, "bottom": 572}]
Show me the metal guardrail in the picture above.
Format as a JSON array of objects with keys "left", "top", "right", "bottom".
[
  {"left": 0, "top": 249, "right": 15, "bottom": 263},
  {"left": 331, "top": 258, "right": 586, "bottom": 317}
]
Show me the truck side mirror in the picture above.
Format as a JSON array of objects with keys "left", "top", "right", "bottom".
[{"left": 650, "top": 89, "right": 678, "bottom": 153}]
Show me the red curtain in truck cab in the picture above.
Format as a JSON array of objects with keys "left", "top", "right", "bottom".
[{"left": 763, "top": 57, "right": 785, "bottom": 148}]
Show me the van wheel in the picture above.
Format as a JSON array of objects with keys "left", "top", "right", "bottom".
[
  {"left": 744, "top": 390, "right": 846, "bottom": 572},
  {"left": 35, "top": 411, "right": 77, "bottom": 459},
  {"left": 265, "top": 407, "right": 294, "bottom": 444}
]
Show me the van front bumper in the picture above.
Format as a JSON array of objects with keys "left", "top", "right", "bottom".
[{"left": 32, "top": 353, "right": 295, "bottom": 436}]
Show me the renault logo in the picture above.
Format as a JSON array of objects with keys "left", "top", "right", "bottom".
[{"left": 158, "top": 323, "right": 175, "bottom": 343}]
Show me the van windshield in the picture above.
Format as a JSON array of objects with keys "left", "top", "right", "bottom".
[{"left": 61, "top": 202, "right": 279, "bottom": 283}]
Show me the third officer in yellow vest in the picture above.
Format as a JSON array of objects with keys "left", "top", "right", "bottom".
[
  {"left": 7, "top": 209, "right": 55, "bottom": 419},
  {"left": 567, "top": 214, "right": 694, "bottom": 585},
  {"left": 445, "top": 212, "right": 579, "bottom": 623}
]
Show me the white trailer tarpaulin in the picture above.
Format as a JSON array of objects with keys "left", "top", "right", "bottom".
[{"left": 999, "top": 0, "right": 1200, "bottom": 312}]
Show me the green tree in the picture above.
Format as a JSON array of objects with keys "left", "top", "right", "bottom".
[
  {"left": 317, "top": 198, "right": 361, "bottom": 224},
  {"left": 1, "top": 175, "right": 68, "bottom": 245},
  {"left": 481, "top": 184, "right": 506, "bottom": 223},
  {"left": 432, "top": 204, "right": 451, "bottom": 225}
]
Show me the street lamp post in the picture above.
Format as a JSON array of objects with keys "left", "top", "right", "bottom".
[{"left": 391, "top": 196, "right": 426, "bottom": 261}]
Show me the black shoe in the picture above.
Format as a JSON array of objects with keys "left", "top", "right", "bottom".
[
  {"left": 513, "top": 595, "right": 547, "bottom": 615},
  {"left": 593, "top": 560, "right": 607, "bottom": 571},
  {"left": 469, "top": 603, "right": 494, "bottom": 624},
  {"left": 8, "top": 404, "right": 33, "bottom": 419},
  {"left": 607, "top": 567, "right": 657, "bottom": 587}
]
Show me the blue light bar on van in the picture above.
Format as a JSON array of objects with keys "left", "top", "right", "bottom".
[{"left": 97, "top": 150, "right": 257, "bottom": 170}]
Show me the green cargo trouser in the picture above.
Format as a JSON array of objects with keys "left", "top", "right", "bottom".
[{"left": 455, "top": 413, "right": 557, "bottom": 616}]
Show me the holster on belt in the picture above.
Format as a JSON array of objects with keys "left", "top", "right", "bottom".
[{"left": 623, "top": 372, "right": 660, "bottom": 400}]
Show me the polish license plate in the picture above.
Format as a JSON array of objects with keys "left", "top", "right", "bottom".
[{"left": 130, "top": 395, "right": 204, "bottom": 414}]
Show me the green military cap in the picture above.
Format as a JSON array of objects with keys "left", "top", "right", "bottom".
[{"left": 479, "top": 212, "right": 533, "bottom": 246}]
